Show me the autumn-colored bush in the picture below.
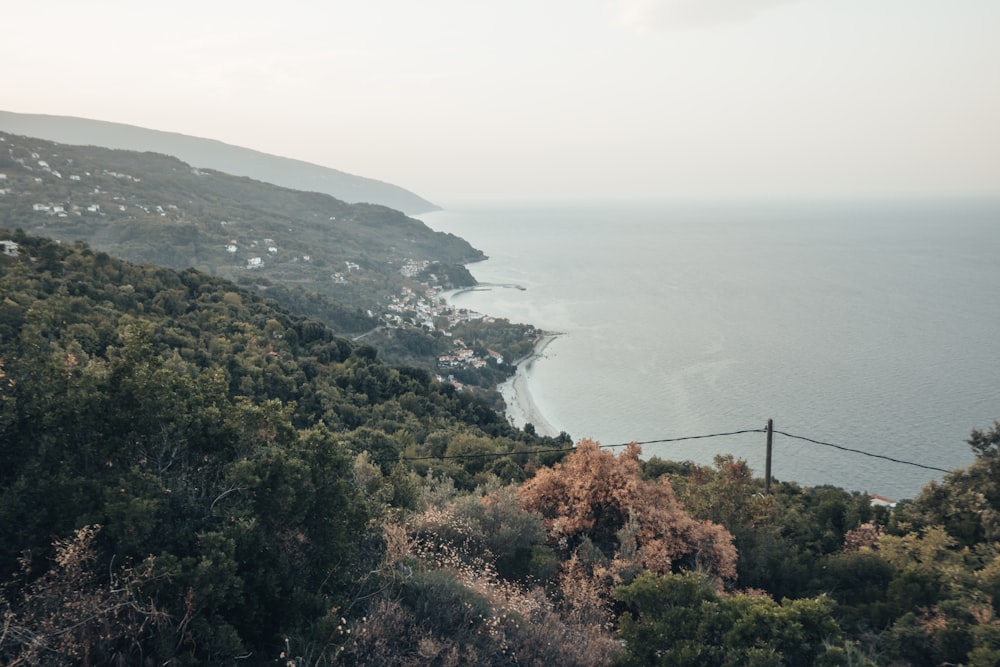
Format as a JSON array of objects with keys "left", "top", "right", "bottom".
[
  {"left": 518, "top": 440, "right": 737, "bottom": 580},
  {"left": 843, "top": 521, "right": 883, "bottom": 552}
]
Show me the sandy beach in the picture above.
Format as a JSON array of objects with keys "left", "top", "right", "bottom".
[
  {"left": 499, "top": 334, "right": 561, "bottom": 437},
  {"left": 439, "top": 283, "right": 563, "bottom": 436}
]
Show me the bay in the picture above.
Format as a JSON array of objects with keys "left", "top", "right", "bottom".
[{"left": 423, "top": 200, "right": 1000, "bottom": 500}]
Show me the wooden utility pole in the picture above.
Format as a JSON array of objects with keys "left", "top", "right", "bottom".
[{"left": 765, "top": 418, "right": 774, "bottom": 494}]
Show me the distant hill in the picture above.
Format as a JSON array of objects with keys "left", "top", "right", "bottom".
[
  {"left": 0, "top": 110, "right": 439, "bottom": 214},
  {"left": 0, "top": 131, "right": 539, "bottom": 389},
  {"left": 0, "top": 131, "right": 475, "bottom": 311}
]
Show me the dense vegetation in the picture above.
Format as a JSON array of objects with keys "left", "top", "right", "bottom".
[
  {"left": 0, "top": 234, "right": 570, "bottom": 663},
  {"left": 2, "top": 234, "right": 999, "bottom": 665}
]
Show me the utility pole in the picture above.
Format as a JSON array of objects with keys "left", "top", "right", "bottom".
[{"left": 765, "top": 418, "right": 773, "bottom": 494}]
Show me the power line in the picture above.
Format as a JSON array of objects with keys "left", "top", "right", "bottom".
[
  {"left": 374, "top": 428, "right": 765, "bottom": 464},
  {"left": 374, "top": 447, "right": 567, "bottom": 464},
  {"left": 373, "top": 425, "right": 953, "bottom": 476},
  {"left": 772, "top": 429, "right": 950, "bottom": 473},
  {"left": 606, "top": 428, "right": 767, "bottom": 449}
]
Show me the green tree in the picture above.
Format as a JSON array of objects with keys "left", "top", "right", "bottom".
[{"left": 615, "top": 571, "right": 857, "bottom": 667}]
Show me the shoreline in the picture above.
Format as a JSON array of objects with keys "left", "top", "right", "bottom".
[
  {"left": 438, "top": 281, "right": 563, "bottom": 437},
  {"left": 500, "top": 333, "right": 562, "bottom": 437}
]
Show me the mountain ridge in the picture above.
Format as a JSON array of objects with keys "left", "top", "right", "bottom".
[{"left": 0, "top": 110, "right": 439, "bottom": 215}]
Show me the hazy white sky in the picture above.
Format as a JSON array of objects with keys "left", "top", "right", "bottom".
[{"left": 5, "top": 0, "right": 999, "bottom": 206}]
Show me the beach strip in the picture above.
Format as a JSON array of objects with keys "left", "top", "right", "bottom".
[
  {"left": 438, "top": 284, "right": 563, "bottom": 437},
  {"left": 500, "top": 334, "right": 561, "bottom": 437}
]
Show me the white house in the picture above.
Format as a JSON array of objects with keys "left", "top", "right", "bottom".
[
  {"left": 0, "top": 240, "right": 18, "bottom": 257},
  {"left": 247, "top": 256, "right": 262, "bottom": 268},
  {"left": 869, "top": 494, "right": 896, "bottom": 509}
]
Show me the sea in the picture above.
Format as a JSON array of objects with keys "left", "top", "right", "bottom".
[{"left": 422, "top": 200, "right": 1000, "bottom": 501}]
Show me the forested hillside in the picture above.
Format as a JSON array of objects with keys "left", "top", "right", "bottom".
[
  {"left": 2, "top": 234, "right": 1000, "bottom": 666},
  {"left": 0, "top": 132, "right": 539, "bottom": 390},
  {"left": 0, "top": 234, "right": 569, "bottom": 663}
]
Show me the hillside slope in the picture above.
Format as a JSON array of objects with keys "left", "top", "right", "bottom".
[
  {"left": 0, "top": 110, "right": 439, "bottom": 214},
  {"left": 0, "top": 131, "right": 538, "bottom": 389},
  {"left": 0, "top": 233, "right": 568, "bottom": 663}
]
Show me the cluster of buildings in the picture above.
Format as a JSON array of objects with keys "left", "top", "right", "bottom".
[
  {"left": 239, "top": 237, "right": 297, "bottom": 269},
  {"left": 437, "top": 341, "right": 504, "bottom": 369},
  {"left": 10, "top": 150, "right": 139, "bottom": 186},
  {"left": 384, "top": 277, "right": 505, "bottom": 382},
  {"left": 385, "top": 284, "right": 495, "bottom": 333},
  {"left": 102, "top": 169, "right": 141, "bottom": 183},
  {"left": 433, "top": 344, "right": 504, "bottom": 392},
  {"left": 31, "top": 201, "right": 104, "bottom": 217},
  {"left": 399, "top": 258, "right": 431, "bottom": 278},
  {"left": 13, "top": 151, "right": 168, "bottom": 221},
  {"left": 331, "top": 260, "right": 359, "bottom": 282}
]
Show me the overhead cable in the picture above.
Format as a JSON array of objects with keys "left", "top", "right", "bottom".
[{"left": 772, "top": 429, "right": 950, "bottom": 473}]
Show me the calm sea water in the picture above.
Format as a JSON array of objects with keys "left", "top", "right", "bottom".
[{"left": 423, "top": 200, "right": 1000, "bottom": 500}]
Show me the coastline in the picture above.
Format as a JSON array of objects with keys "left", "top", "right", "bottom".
[
  {"left": 438, "top": 280, "right": 563, "bottom": 437},
  {"left": 499, "top": 333, "right": 562, "bottom": 437}
]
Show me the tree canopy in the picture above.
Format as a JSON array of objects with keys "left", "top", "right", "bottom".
[{"left": 2, "top": 231, "right": 999, "bottom": 665}]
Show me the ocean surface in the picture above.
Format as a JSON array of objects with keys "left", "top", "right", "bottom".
[{"left": 422, "top": 200, "right": 1000, "bottom": 500}]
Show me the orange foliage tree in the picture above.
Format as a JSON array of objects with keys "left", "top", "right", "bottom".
[{"left": 518, "top": 440, "right": 737, "bottom": 581}]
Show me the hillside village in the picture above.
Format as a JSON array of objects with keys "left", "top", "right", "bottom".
[
  {"left": 385, "top": 269, "right": 511, "bottom": 388},
  {"left": 4, "top": 155, "right": 513, "bottom": 385},
  {"left": 0, "top": 133, "right": 536, "bottom": 390}
]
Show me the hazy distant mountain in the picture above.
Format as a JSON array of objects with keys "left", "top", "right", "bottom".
[{"left": 0, "top": 110, "right": 439, "bottom": 215}]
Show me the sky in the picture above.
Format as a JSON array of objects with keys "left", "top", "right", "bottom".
[{"left": 4, "top": 0, "right": 999, "bottom": 206}]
